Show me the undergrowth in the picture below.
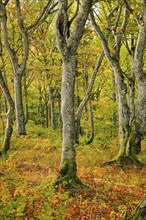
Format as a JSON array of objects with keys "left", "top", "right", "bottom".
[{"left": 0, "top": 124, "right": 146, "bottom": 219}]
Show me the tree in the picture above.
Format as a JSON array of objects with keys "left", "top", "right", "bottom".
[
  {"left": 0, "top": 70, "right": 14, "bottom": 156},
  {"left": 56, "top": 0, "right": 92, "bottom": 185},
  {"left": 132, "top": 198, "right": 146, "bottom": 220},
  {"left": 90, "top": 1, "right": 146, "bottom": 167},
  {"left": 0, "top": 0, "right": 29, "bottom": 135},
  {"left": 131, "top": 0, "right": 146, "bottom": 158},
  {"left": 75, "top": 51, "right": 104, "bottom": 144},
  {"left": 0, "top": 0, "right": 57, "bottom": 135}
]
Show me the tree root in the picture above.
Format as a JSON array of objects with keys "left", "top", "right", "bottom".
[
  {"left": 132, "top": 198, "right": 146, "bottom": 220},
  {"left": 100, "top": 158, "right": 117, "bottom": 167},
  {"left": 101, "top": 155, "right": 145, "bottom": 168},
  {"left": 52, "top": 174, "right": 83, "bottom": 189}
]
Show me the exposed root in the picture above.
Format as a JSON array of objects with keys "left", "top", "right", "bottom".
[
  {"left": 52, "top": 174, "right": 83, "bottom": 190},
  {"left": 101, "top": 155, "right": 145, "bottom": 168},
  {"left": 100, "top": 159, "right": 117, "bottom": 167}
]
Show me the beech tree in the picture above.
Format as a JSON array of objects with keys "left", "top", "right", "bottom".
[
  {"left": 75, "top": 51, "right": 104, "bottom": 144},
  {"left": 90, "top": 1, "right": 146, "bottom": 166},
  {"left": 56, "top": 0, "right": 92, "bottom": 185},
  {"left": 0, "top": 0, "right": 57, "bottom": 135},
  {"left": 0, "top": 70, "right": 14, "bottom": 156}
]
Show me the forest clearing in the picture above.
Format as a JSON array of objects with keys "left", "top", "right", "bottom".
[{"left": 0, "top": 124, "right": 146, "bottom": 219}]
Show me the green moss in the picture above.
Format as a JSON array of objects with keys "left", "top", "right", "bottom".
[
  {"left": 60, "top": 160, "right": 69, "bottom": 176},
  {"left": 60, "top": 159, "right": 77, "bottom": 179},
  {"left": 54, "top": 159, "right": 82, "bottom": 188}
]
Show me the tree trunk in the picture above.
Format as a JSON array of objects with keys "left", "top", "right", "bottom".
[
  {"left": 0, "top": 1, "right": 28, "bottom": 135},
  {"left": 86, "top": 98, "right": 94, "bottom": 145},
  {"left": 0, "top": 107, "right": 5, "bottom": 133},
  {"left": 14, "top": 73, "right": 26, "bottom": 135},
  {"left": 57, "top": 91, "right": 62, "bottom": 129},
  {"left": 49, "top": 86, "right": 55, "bottom": 129},
  {"left": 132, "top": 198, "right": 146, "bottom": 220},
  {"left": 58, "top": 56, "right": 81, "bottom": 185},
  {"left": 90, "top": 7, "right": 145, "bottom": 167},
  {"left": 56, "top": 0, "right": 92, "bottom": 186},
  {"left": 119, "top": 2, "right": 146, "bottom": 165},
  {"left": 45, "top": 101, "right": 49, "bottom": 128},
  {"left": 75, "top": 52, "right": 104, "bottom": 144},
  {"left": 0, "top": 71, "right": 15, "bottom": 156},
  {"left": 23, "top": 73, "right": 29, "bottom": 124}
]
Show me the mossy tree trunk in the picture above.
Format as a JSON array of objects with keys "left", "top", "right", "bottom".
[
  {"left": 56, "top": 0, "right": 92, "bottom": 185},
  {"left": 118, "top": 1, "right": 146, "bottom": 166},
  {"left": 91, "top": 4, "right": 146, "bottom": 166}
]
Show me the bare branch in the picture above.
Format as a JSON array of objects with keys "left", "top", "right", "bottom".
[
  {"left": 16, "top": 0, "right": 29, "bottom": 74},
  {"left": 113, "top": 6, "right": 122, "bottom": 31},
  {"left": 76, "top": 51, "right": 104, "bottom": 143},
  {"left": 122, "top": 0, "right": 133, "bottom": 14},
  {"left": 123, "top": 33, "right": 131, "bottom": 55},
  {"left": 90, "top": 10, "right": 113, "bottom": 65},
  {"left": 16, "top": 0, "right": 25, "bottom": 32},
  {"left": 0, "top": 70, "right": 14, "bottom": 108},
  {"left": 0, "top": 2, "right": 18, "bottom": 67},
  {"left": 68, "top": 0, "right": 92, "bottom": 52},
  {"left": 121, "top": 7, "right": 129, "bottom": 33},
  {"left": 27, "top": 1, "right": 58, "bottom": 31},
  {"left": 107, "top": 6, "right": 119, "bottom": 22},
  {"left": 69, "top": 0, "right": 79, "bottom": 26},
  {"left": 122, "top": 0, "right": 140, "bottom": 25}
]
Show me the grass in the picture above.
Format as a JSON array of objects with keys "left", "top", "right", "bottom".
[{"left": 0, "top": 124, "right": 146, "bottom": 219}]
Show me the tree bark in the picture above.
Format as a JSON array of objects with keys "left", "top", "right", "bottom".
[
  {"left": 14, "top": 73, "right": 26, "bottom": 135},
  {"left": 131, "top": 2, "right": 146, "bottom": 156},
  {"left": 90, "top": 6, "right": 144, "bottom": 166},
  {"left": 56, "top": 0, "right": 92, "bottom": 185},
  {"left": 75, "top": 51, "right": 104, "bottom": 144},
  {"left": 23, "top": 73, "right": 29, "bottom": 124},
  {"left": 86, "top": 98, "right": 94, "bottom": 145},
  {"left": 0, "top": 0, "right": 56, "bottom": 135},
  {"left": 0, "top": 1, "right": 28, "bottom": 135},
  {"left": 0, "top": 70, "right": 15, "bottom": 156},
  {"left": 49, "top": 86, "right": 55, "bottom": 129}
]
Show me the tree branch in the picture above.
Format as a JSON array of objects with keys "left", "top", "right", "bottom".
[
  {"left": 68, "top": 0, "right": 79, "bottom": 26},
  {"left": 27, "top": 0, "right": 58, "bottom": 31},
  {"left": 16, "top": 0, "right": 29, "bottom": 74},
  {"left": 68, "top": 0, "right": 92, "bottom": 52},
  {"left": 90, "top": 10, "right": 113, "bottom": 65},
  {"left": 0, "top": 70, "right": 14, "bottom": 109},
  {"left": 76, "top": 51, "right": 104, "bottom": 139},
  {"left": 0, "top": 2, "right": 18, "bottom": 69}
]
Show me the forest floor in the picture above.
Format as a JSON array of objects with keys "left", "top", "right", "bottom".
[{"left": 0, "top": 125, "right": 146, "bottom": 220}]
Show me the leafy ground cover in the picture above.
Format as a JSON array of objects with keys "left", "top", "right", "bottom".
[{"left": 0, "top": 126, "right": 146, "bottom": 219}]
